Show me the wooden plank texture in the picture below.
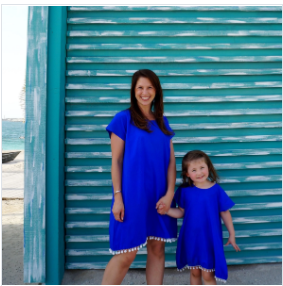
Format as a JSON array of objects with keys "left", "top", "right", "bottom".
[{"left": 24, "top": 6, "right": 48, "bottom": 283}]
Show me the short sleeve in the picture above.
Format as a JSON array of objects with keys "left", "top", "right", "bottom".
[
  {"left": 218, "top": 185, "right": 235, "bottom": 212},
  {"left": 106, "top": 111, "right": 127, "bottom": 141},
  {"left": 174, "top": 187, "right": 185, "bottom": 209},
  {"left": 163, "top": 116, "right": 175, "bottom": 140}
]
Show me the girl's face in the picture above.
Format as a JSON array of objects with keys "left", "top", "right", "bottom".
[
  {"left": 186, "top": 158, "right": 209, "bottom": 184},
  {"left": 135, "top": 77, "right": 156, "bottom": 108}
]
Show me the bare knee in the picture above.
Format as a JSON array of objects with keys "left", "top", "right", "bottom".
[
  {"left": 202, "top": 270, "right": 215, "bottom": 283},
  {"left": 147, "top": 240, "right": 165, "bottom": 259},
  {"left": 191, "top": 269, "right": 201, "bottom": 278},
  {"left": 116, "top": 250, "right": 137, "bottom": 268}
]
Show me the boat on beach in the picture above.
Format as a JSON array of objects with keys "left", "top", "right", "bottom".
[{"left": 2, "top": 151, "right": 21, "bottom": 163}]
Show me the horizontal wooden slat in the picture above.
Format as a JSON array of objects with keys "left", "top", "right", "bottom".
[
  {"left": 65, "top": 189, "right": 282, "bottom": 201},
  {"left": 67, "top": 17, "right": 282, "bottom": 24},
  {"left": 65, "top": 121, "right": 282, "bottom": 132},
  {"left": 66, "top": 82, "right": 282, "bottom": 90},
  {"left": 65, "top": 215, "right": 282, "bottom": 228},
  {"left": 65, "top": 95, "right": 282, "bottom": 103},
  {"left": 65, "top": 135, "right": 282, "bottom": 145},
  {"left": 65, "top": 175, "right": 281, "bottom": 187},
  {"left": 67, "top": 30, "right": 282, "bottom": 37},
  {"left": 66, "top": 56, "right": 282, "bottom": 63},
  {"left": 66, "top": 44, "right": 283, "bottom": 51},
  {"left": 65, "top": 204, "right": 282, "bottom": 215},
  {"left": 65, "top": 109, "right": 282, "bottom": 117},
  {"left": 65, "top": 228, "right": 282, "bottom": 242},
  {"left": 65, "top": 256, "right": 282, "bottom": 269},
  {"left": 68, "top": 6, "right": 282, "bottom": 12},
  {"left": 65, "top": 162, "right": 281, "bottom": 173},
  {"left": 65, "top": 242, "right": 282, "bottom": 256},
  {"left": 65, "top": 148, "right": 282, "bottom": 159}
]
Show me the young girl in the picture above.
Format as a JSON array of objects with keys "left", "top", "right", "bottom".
[{"left": 157, "top": 150, "right": 241, "bottom": 284}]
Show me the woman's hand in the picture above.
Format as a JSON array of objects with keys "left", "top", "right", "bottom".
[
  {"left": 224, "top": 235, "right": 241, "bottom": 252},
  {"left": 112, "top": 194, "right": 124, "bottom": 222},
  {"left": 156, "top": 195, "right": 172, "bottom": 215}
]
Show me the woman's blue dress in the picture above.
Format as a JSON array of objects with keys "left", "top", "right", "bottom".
[
  {"left": 173, "top": 183, "right": 235, "bottom": 283},
  {"left": 106, "top": 108, "right": 178, "bottom": 255}
]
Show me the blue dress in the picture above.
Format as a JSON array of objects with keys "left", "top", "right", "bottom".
[
  {"left": 173, "top": 182, "right": 235, "bottom": 283},
  {"left": 106, "top": 108, "right": 178, "bottom": 255}
]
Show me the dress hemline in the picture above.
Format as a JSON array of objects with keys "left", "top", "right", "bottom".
[
  {"left": 109, "top": 236, "right": 177, "bottom": 255},
  {"left": 177, "top": 265, "right": 227, "bottom": 283}
]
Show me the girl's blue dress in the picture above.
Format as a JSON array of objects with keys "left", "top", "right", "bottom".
[
  {"left": 173, "top": 182, "right": 235, "bottom": 283},
  {"left": 106, "top": 108, "right": 178, "bottom": 255}
]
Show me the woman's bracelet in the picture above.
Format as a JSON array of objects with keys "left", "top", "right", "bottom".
[{"left": 114, "top": 190, "right": 121, "bottom": 194}]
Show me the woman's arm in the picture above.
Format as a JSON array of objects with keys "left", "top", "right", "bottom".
[
  {"left": 220, "top": 210, "right": 241, "bottom": 252},
  {"left": 156, "top": 139, "right": 176, "bottom": 214},
  {"left": 111, "top": 133, "right": 125, "bottom": 222},
  {"left": 167, "top": 206, "right": 184, "bottom": 218}
]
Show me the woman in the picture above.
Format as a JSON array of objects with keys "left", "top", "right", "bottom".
[{"left": 102, "top": 69, "right": 177, "bottom": 284}]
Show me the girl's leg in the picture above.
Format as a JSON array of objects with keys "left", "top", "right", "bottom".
[
  {"left": 101, "top": 249, "right": 138, "bottom": 285},
  {"left": 146, "top": 239, "right": 166, "bottom": 285},
  {"left": 190, "top": 269, "right": 202, "bottom": 285},
  {"left": 202, "top": 270, "right": 217, "bottom": 285}
]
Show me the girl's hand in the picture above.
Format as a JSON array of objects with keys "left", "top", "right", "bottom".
[
  {"left": 156, "top": 195, "right": 171, "bottom": 215},
  {"left": 224, "top": 235, "right": 241, "bottom": 252},
  {"left": 112, "top": 197, "right": 124, "bottom": 222}
]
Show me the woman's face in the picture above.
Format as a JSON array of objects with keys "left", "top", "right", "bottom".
[
  {"left": 186, "top": 158, "right": 209, "bottom": 184},
  {"left": 134, "top": 77, "right": 156, "bottom": 108}
]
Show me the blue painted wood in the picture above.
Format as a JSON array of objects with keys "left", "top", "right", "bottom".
[
  {"left": 65, "top": 94, "right": 282, "bottom": 102},
  {"left": 24, "top": 6, "right": 48, "bottom": 283},
  {"left": 66, "top": 56, "right": 282, "bottom": 63},
  {"left": 68, "top": 6, "right": 282, "bottom": 11},
  {"left": 65, "top": 256, "right": 282, "bottom": 270},
  {"left": 65, "top": 5, "right": 282, "bottom": 270},
  {"left": 67, "top": 30, "right": 282, "bottom": 37},
  {"left": 46, "top": 6, "right": 67, "bottom": 285},
  {"left": 66, "top": 44, "right": 282, "bottom": 50},
  {"left": 67, "top": 17, "right": 282, "bottom": 24}
]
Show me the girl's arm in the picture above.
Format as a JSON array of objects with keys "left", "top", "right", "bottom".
[
  {"left": 220, "top": 210, "right": 241, "bottom": 252},
  {"left": 166, "top": 206, "right": 185, "bottom": 218},
  {"left": 156, "top": 140, "right": 176, "bottom": 214}
]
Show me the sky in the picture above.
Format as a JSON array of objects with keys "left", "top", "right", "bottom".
[{"left": 2, "top": 5, "right": 28, "bottom": 119}]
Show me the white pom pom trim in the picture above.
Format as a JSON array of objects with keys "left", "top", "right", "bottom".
[
  {"left": 176, "top": 265, "right": 227, "bottom": 283},
  {"left": 109, "top": 236, "right": 177, "bottom": 255}
]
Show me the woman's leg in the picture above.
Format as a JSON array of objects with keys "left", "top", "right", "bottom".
[
  {"left": 101, "top": 249, "right": 138, "bottom": 285},
  {"left": 190, "top": 268, "right": 202, "bottom": 285},
  {"left": 145, "top": 239, "right": 166, "bottom": 285},
  {"left": 202, "top": 270, "right": 217, "bottom": 285}
]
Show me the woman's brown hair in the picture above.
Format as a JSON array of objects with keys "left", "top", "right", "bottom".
[
  {"left": 180, "top": 150, "right": 220, "bottom": 187},
  {"left": 127, "top": 69, "right": 174, "bottom": 136}
]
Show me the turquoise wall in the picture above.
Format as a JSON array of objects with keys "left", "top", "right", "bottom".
[{"left": 64, "top": 6, "right": 282, "bottom": 270}]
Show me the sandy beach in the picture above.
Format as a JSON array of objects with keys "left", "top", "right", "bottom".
[{"left": 2, "top": 151, "right": 33, "bottom": 285}]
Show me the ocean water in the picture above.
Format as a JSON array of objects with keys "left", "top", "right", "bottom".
[{"left": 2, "top": 121, "right": 25, "bottom": 150}]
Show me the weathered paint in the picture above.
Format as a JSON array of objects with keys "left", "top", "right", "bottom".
[
  {"left": 66, "top": 43, "right": 282, "bottom": 51},
  {"left": 67, "top": 30, "right": 282, "bottom": 37},
  {"left": 66, "top": 56, "right": 282, "bottom": 63},
  {"left": 65, "top": 94, "right": 282, "bottom": 102},
  {"left": 65, "top": 5, "right": 282, "bottom": 271},
  {"left": 65, "top": 121, "right": 281, "bottom": 131},
  {"left": 24, "top": 6, "right": 48, "bottom": 283},
  {"left": 68, "top": 6, "right": 282, "bottom": 11},
  {"left": 65, "top": 109, "right": 282, "bottom": 117},
  {"left": 67, "top": 17, "right": 282, "bottom": 24},
  {"left": 66, "top": 82, "right": 282, "bottom": 89}
]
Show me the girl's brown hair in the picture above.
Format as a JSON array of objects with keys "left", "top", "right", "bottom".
[
  {"left": 180, "top": 150, "right": 220, "bottom": 187},
  {"left": 127, "top": 69, "right": 174, "bottom": 136}
]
